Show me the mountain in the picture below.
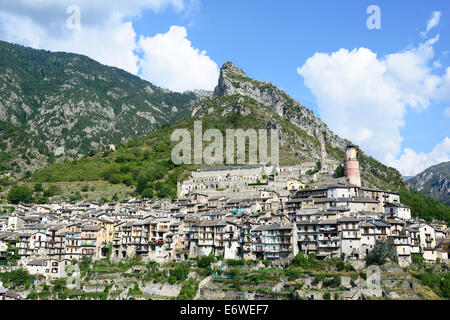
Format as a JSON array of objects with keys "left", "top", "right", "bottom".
[
  {"left": 213, "top": 62, "right": 406, "bottom": 190},
  {"left": 29, "top": 62, "right": 408, "bottom": 193},
  {"left": 408, "top": 161, "right": 450, "bottom": 206},
  {"left": 0, "top": 40, "right": 206, "bottom": 177}
]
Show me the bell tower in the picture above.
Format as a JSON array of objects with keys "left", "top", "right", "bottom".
[{"left": 344, "top": 145, "right": 361, "bottom": 187}]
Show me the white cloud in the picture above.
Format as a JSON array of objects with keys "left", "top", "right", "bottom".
[
  {"left": 298, "top": 47, "right": 406, "bottom": 162},
  {"left": 386, "top": 137, "right": 450, "bottom": 176},
  {"left": 421, "top": 11, "right": 441, "bottom": 37},
  {"left": 297, "top": 29, "right": 450, "bottom": 176},
  {"left": 138, "top": 26, "right": 219, "bottom": 92},
  {"left": 0, "top": 0, "right": 217, "bottom": 92},
  {"left": 0, "top": 0, "right": 186, "bottom": 75}
]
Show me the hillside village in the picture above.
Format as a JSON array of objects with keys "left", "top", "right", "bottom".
[{"left": 0, "top": 145, "right": 449, "bottom": 301}]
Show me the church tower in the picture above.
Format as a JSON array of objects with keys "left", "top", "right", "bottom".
[{"left": 344, "top": 145, "right": 361, "bottom": 187}]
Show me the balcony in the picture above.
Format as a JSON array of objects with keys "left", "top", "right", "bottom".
[
  {"left": 278, "top": 232, "right": 292, "bottom": 237},
  {"left": 318, "top": 242, "right": 340, "bottom": 248},
  {"left": 319, "top": 227, "right": 337, "bottom": 232},
  {"left": 318, "top": 236, "right": 340, "bottom": 241}
]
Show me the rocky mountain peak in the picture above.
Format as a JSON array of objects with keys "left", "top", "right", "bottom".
[
  {"left": 408, "top": 161, "right": 450, "bottom": 205},
  {"left": 213, "top": 61, "right": 350, "bottom": 150},
  {"left": 221, "top": 61, "right": 248, "bottom": 78}
]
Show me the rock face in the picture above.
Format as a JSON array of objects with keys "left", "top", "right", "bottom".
[
  {"left": 213, "top": 62, "right": 350, "bottom": 149},
  {"left": 0, "top": 40, "right": 204, "bottom": 175},
  {"left": 408, "top": 161, "right": 450, "bottom": 206}
]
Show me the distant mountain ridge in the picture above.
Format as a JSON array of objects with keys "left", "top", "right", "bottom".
[
  {"left": 0, "top": 40, "right": 205, "bottom": 176},
  {"left": 408, "top": 161, "right": 450, "bottom": 206}
]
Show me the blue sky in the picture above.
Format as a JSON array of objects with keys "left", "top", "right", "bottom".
[{"left": 0, "top": 0, "right": 449, "bottom": 175}]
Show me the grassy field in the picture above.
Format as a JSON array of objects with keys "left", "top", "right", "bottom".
[{"left": 26, "top": 181, "right": 134, "bottom": 202}]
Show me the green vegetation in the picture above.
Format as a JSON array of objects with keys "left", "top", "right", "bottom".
[
  {"left": 366, "top": 241, "right": 394, "bottom": 266},
  {"left": 306, "top": 161, "right": 322, "bottom": 175},
  {"left": 335, "top": 164, "right": 344, "bottom": 178},
  {"left": 7, "top": 185, "right": 33, "bottom": 203},
  {"left": 28, "top": 94, "right": 317, "bottom": 199},
  {"left": 226, "top": 259, "right": 246, "bottom": 266},
  {"left": 197, "top": 255, "right": 215, "bottom": 269},
  {"left": 399, "top": 188, "right": 450, "bottom": 223},
  {"left": 0, "top": 40, "right": 195, "bottom": 177},
  {"left": 292, "top": 252, "right": 319, "bottom": 269},
  {"left": 411, "top": 253, "right": 425, "bottom": 264},
  {"left": 0, "top": 269, "right": 34, "bottom": 289},
  {"left": 416, "top": 271, "right": 450, "bottom": 298},
  {"left": 128, "top": 282, "right": 143, "bottom": 297},
  {"left": 6, "top": 243, "right": 20, "bottom": 265},
  {"left": 358, "top": 150, "right": 406, "bottom": 191},
  {"left": 169, "top": 263, "right": 190, "bottom": 284},
  {"left": 177, "top": 280, "right": 199, "bottom": 300}
]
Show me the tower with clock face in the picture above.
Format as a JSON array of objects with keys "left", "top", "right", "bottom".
[{"left": 343, "top": 145, "right": 361, "bottom": 187}]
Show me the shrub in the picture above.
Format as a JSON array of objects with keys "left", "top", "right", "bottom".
[
  {"left": 411, "top": 253, "right": 425, "bottom": 264},
  {"left": 336, "top": 260, "right": 355, "bottom": 272},
  {"left": 197, "top": 255, "right": 215, "bottom": 269},
  {"left": 33, "top": 183, "right": 44, "bottom": 192},
  {"left": 7, "top": 185, "right": 33, "bottom": 204},
  {"left": 177, "top": 281, "right": 199, "bottom": 300},
  {"left": 141, "top": 188, "right": 154, "bottom": 199},
  {"left": 0, "top": 269, "right": 34, "bottom": 288},
  {"left": 335, "top": 164, "right": 344, "bottom": 178},
  {"left": 169, "top": 263, "right": 190, "bottom": 283},
  {"left": 284, "top": 267, "right": 303, "bottom": 281},
  {"left": 323, "top": 276, "right": 341, "bottom": 288},
  {"left": 365, "top": 241, "right": 394, "bottom": 266},
  {"left": 226, "top": 259, "right": 245, "bottom": 266}
]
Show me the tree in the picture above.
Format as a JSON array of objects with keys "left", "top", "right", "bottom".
[
  {"left": 7, "top": 185, "right": 33, "bottom": 204},
  {"left": 169, "top": 263, "right": 190, "bottom": 283},
  {"left": 136, "top": 176, "right": 148, "bottom": 194},
  {"left": 197, "top": 255, "right": 215, "bottom": 269},
  {"left": 0, "top": 269, "right": 34, "bottom": 288},
  {"left": 43, "top": 184, "right": 60, "bottom": 197},
  {"left": 33, "top": 183, "right": 44, "bottom": 192},
  {"left": 316, "top": 161, "right": 321, "bottom": 171},
  {"left": 365, "top": 241, "right": 394, "bottom": 266},
  {"left": 141, "top": 188, "right": 154, "bottom": 199},
  {"left": 292, "top": 252, "right": 309, "bottom": 268},
  {"left": 335, "top": 164, "right": 344, "bottom": 178},
  {"left": 79, "top": 256, "right": 92, "bottom": 272}
]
